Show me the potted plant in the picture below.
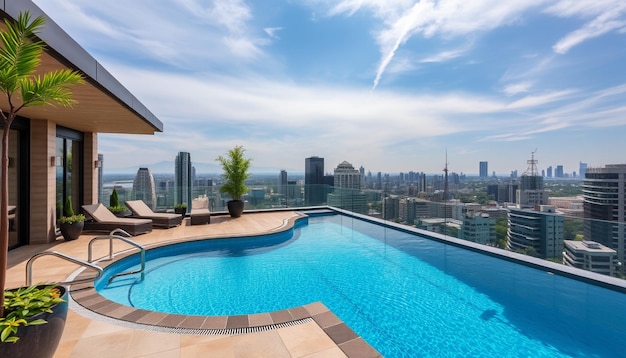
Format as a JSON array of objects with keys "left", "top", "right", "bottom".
[
  {"left": 108, "top": 188, "right": 127, "bottom": 217},
  {"left": 0, "top": 285, "right": 68, "bottom": 357},
  {"left": 0, "top": 12, "right": 82, "bottom": 357},
  {"left": 173, "top": 203, "right": 187, "bottom": 215},
  {"left": 216, "top": 145, "right": 252, "bottom": 218},
  {"left": 58, "top": 197, "right": 84, "bottom": 241}
]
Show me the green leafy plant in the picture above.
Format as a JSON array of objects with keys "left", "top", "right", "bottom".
[
  {"left": 173, "top": 203, "right": 187, "bottom": 209},
  {"left": 108, "top": 188, "right": 127, "bottom": 215},
  {"left": 59, "top": 196, "right": 84, "bottom": 224},
  {"left": 0, "top": 285, "right": 65, "bottom": 343},
  {"left": 216, "top": 145, "right": 252, "bottom": 201},
  {"left": 0, "top": 11, "right": 83, "bottom": 318}
]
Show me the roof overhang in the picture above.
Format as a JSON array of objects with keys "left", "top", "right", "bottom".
[{"left": 0, "top": 1, "right": 163, "bottom": 134}]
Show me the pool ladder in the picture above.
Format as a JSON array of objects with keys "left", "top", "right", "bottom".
[
  {"left": 25, "top": 228, "right": 146, "bottom": 286},
  {"left": 88, "top": 228, "right": 146, "bottom": 283}
]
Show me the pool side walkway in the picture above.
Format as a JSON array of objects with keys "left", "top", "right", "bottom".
[{"left": 6, "top": 211, "right": 381, "bottom": 358}]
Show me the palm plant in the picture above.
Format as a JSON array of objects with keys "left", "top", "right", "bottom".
[{"left": 0, "top": 12, "right": 83, "bottom": 317}]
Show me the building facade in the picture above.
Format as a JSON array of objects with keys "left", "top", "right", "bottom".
[
  {"left": 2, "top": 3, "right": 162, "bottom": 249},
  {"left": 132, "top": 168, "right": 157, "bottom": 209},
  {"left": 479, "top": 161, "right": 488, "bottom": 178},
  {"left": 582, "top": 164, "right": 626, "bottom": 274},
  {"left": 563, "top": 240, "right": 617, "bottom": 276},
  {"left": 304, "top": 156, "right": 324, "bottom": 205},
  {"left": 507, "top": 205, "right": 564, "bottom": 259},
  {"left": 327, "top": 161, "right": 367, "bottom": 213},
  {"left": 459, "top": 213, "right": 496, "bottom": 245},
  {"left": 175, "top": 152, "right": 192, "bottom": 213}
]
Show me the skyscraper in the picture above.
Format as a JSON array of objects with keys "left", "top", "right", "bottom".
[
  {"left": 175, "top": 151, "right": 192, "bottom": 213},
  {"left": 328, "top": 161, "right": 367, "bottom": 213},
  {"left": 305, "top": 156, "right": 324, "bottom": 205},
  {"left": 278, "top": 170, "right": 288, "bottom": 197},
  {"left": 579, "top": 162, "right": 588, "bottom": 178},
  {"left": 507, "top": 205, "right": 564, "bottom": 259},
  {"left": 333, "top": 161, "right": 361, "bottom": 189},
  {"left": 479, "top": 161, "right": 488, "bottom": 178},
  {"left": 555, "top": 165, "right": 564, "bottom": 178},
  {"left": 132, "top": 167, "right": 157, "bottom": 209},
  {"left": 582, "top": 164, "right": 626, "bottom": 275},
  {"left": 516, "top": 152, "right": 548, "bottom": 209}
]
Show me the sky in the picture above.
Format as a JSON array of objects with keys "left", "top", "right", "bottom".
[{"left": 33, "top": 0, "right": 626, "bottom": 176}]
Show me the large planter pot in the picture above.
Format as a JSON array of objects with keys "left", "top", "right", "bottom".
[
  {"left": 174, "top": 207, "right": 187, "bottom": 215},
  {"left": 227, "top": 200, "right": 244, "bottom": 218},
  {"left": 59, "top": 221, "right": 83, "bottom": 241},
  {"left": 0, "top": 286, "right": 69, "bottom": 358}
]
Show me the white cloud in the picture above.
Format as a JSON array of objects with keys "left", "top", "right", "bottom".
[
  {"left": 34, "top": 0, "right": 267, "bottom": 68},
  {"left": 264, "top": 27, "right": 283, "bottom": 39},
  {"left": 552, "top": 4, "right": 626, "bottom": 54},
  {"left": 503, "top": 82, "right": 533, "bottom": 96}
]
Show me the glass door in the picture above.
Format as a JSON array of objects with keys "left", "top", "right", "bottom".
[{"left": 56, "top": 136, "right": 82, "bottom": 222}]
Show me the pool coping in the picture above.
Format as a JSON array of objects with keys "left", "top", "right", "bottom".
[{"left": 69, "top": 212, "right": 381, "bottom": 358}]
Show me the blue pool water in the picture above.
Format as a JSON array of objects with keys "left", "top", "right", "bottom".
[{"left": 97, "top": 214, "right": 626, "bottom": 357}]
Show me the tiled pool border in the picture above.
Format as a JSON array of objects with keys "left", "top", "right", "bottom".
[{"left": 69, "top": 212, "right": 381, "bottom": 358}]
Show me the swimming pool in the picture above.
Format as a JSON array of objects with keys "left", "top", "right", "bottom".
[{"left": 96, "top": 213, "right": 626, "bottom": 357}]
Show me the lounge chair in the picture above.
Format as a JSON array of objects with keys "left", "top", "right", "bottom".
[
  {"left": 190, "top": 196, "right": 210, "bottom": 225},
  {"left": 125, "top": 200, "right": 183, "bottom": 228},
  {"left": 82, "top": 204, "right": 152, "bottom": 236}
]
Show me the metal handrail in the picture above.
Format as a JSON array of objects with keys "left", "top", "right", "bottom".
[
  {"left": 26, "top": 251, "right": 103, "bottom": 286},
  {"left": 88, "top": 232, "right": 145, "bottom": 282}
]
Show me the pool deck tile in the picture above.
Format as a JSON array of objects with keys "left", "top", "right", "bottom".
[
  {"left": 178, "top": 315, "right": 207, "bottom": 329},
  {"left": 158, "top": 313, "right": 189, "bottom": 328},
  {"left": 340, "top": 338, "right": 383, "bottom": 358},
  {"left": 7, "top": 211, "right": 381, "bottom": 357},
  {"left": 312, "top": 310, "right": 343, "bottom": 328},
  {"left": 120, "top": 308, "right": 152, "bottom": 322},
  {"left": 304, "top": 301, "right": 330, "bottom": 316},
  {"left": 270, "top": 309, "right": 294, "bottom": 324},
  {"left": 248, "top": 312, "right": 274, "bottom": 326},
  {"left": 288, "top": 306, "right": 310, "bottom": 320},
  {"left": 201, "top": 315, "right": 228, "bottom": 329},
  {"left": 135, "top": 311, "right": 169, "bottom": 326},
  {"left": 324, "top": 323, "right": 360, "bottom": 345},
  {"left": 226, "top": 314, "right": 249, "bottom": 329}
]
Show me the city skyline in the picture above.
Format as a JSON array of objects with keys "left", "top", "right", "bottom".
[{"left": 34, "top": 1, "right": 626, "bottom": 174}]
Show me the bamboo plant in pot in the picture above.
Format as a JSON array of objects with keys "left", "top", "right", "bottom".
[
  {"left": 0, "top": 11, "right": 83, "bottom": 357},
  {"left": 216, "top": 145, "right": 252, "bottom": 218}
]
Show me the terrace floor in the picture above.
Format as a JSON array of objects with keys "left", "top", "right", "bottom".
[{"left": 6, "top": 211, "right": 381, "bottom": 358}]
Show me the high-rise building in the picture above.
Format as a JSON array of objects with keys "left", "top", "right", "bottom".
[
  {"left": 507, "top": 205, "right": 564, "bottom": 259},
  {"left": 278, "top": 170, "right": 288, "bottom": 197},
  {"left": 579, "top": 162, "right": 588, "bottom": 178},
  {"left": 479, "top": 161, "right": 488, "bottom": 178},
  {"left": 132, "top": 167, "right": 157, "bottom": 209},
  {"left": 555, "top": 165, "right": 564, "bottom": 178},
  {"left": 175, "top": 151, "right": 192, "bottom": 213},
  {"left": 517, "top": 152, "right": 548, "bottom": 209},
  {"left": 582, "top": 164, "right": 626, "bottom": 274},
  {"left": 546, "top": 166, "right": 552, "bottom": 178},
  {"left": 305, "top": 156, "right": 324, "bottom": 205},
  {"left": 327, "top": 161, "right": 367, "bottom": 213},
  {"left": 333, "top": 161, "right": 360, "bottom": 189},
  {"left": 459, "top": 212, "right": 496, "bottom": 245}
]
